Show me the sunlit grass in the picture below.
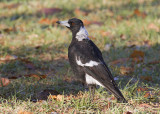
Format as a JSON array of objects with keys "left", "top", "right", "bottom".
[{"left": 0, "top": 0, "right": 160, "bottom": 113}]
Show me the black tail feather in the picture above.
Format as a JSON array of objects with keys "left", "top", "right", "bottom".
[{"left": 104, "top": 84, "right": 127, "bottom": 103}]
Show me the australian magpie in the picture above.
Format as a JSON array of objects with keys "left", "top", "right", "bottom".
[{"left": 56, "top": 18, "right": 127, "bottom": 102}]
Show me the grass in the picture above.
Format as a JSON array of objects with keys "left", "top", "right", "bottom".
[{"left": 0, "top": 0, "right": 160, "bottom": 113}]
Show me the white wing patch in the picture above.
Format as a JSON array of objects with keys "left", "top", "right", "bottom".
[
  {"left": 86, "top": 74, "right": 104, "bottom": 87},
  {"left": 76, "top": 56, "right": 99, "bottom": 67},
  {"left": 76, "top": 26, "right": 90, "bottom": 41}
]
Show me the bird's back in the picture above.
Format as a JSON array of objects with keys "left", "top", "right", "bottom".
[{"left": 69, "top": 39, "right": 126, "bottom": 102}]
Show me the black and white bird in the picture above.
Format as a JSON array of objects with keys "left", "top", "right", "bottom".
[{"left": 56, "top": 18, "right": 127, "bottom": 102}]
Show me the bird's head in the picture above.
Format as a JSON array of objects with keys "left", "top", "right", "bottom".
[
  {"left": 56, "top": 18, "right": 89, "bottom": 41},
  {"left": 57, "top": 18, "right": 84, "bottom": 33}
]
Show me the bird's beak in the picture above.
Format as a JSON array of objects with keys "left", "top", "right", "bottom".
[{"left": 56, "top": 20, "right": 70, "bottom": 27}]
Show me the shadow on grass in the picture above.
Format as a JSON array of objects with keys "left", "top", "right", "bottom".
[
  {"left": 0, "top": 44, "right": 87, "bottom": 101},
  {"left": 0, "top": 0, "right": 159, "bottom": 102},
  {"left": 0, "top": 42, "right": 160, "bottom": 102}
]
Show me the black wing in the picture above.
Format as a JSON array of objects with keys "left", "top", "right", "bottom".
[{"left": 77, "top": 40, "right": 126, "bottom": 101}]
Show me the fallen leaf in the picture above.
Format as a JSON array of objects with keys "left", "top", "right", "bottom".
[
  {"left": 137, "top": 87, "right": 148, "bottom": 92},
  {"left": 39, "top": 18, "right": 58, "bottom": 25},
  {"left": 82, "top": 19, "right": 103, "bottom": 26},
  {"left": 51, "top": 18, "right": 59, "bottom": 24},
  {"left": 130, "top": 50, "right": 144, "bottom": 58},
  {"left": 140, "top": 76, "right": 152, "bottom": 81},
  {"left": 82, "top": 19, "right": 91, "bottom": 25},
  {"left": 99, "top": 30, "right": 112, "bottom": 37},
  {"left": 91, "top": 21, "right": 103, "bottom": 26},
  {"left": 139, "top": 103, "right": 152, "bottom": 108},
  {"left": 142, "top": 39, "right": 152, "bottom": 47},
  {"left": 19, "top": 58, "right": 32, "bottom": 64},
  {"left": 57, "top": 95, "right": 63, "bottom": 101},
  {"left": 124, "top": 111, "right": 132, "bottom": 114},
  {"left": 48, "top": 94, "right": 64, "bottom": 101},
  {"left": 120, "top": 66, "right": 134, "bottom": 75},
  {"left": 38, "top": 8, "right": 62, "bottom": 16},
  {"left": 74, "top": 8, "right": 88, "bottom": 16},
  {"left": 37, "top": 89, "right": 59, "bottom": 100},
  {"left": 24, "top": 74, "right": 40, "bottom": 80},
  {"left": 2, "top": 27, "right": 16, "bottom": 33},
  {"left": 144, "top": 92, "right": 150, "bottom": 98},
  {"left": 110, "top": 58, "right": 129, "bottom": 65},
  {"left": 74, "top": 9, "right": 83, "bottom": 16},
  {"left": 116, "top": 15, "right": 123, "bottom": 21},
  {"left": 0, "top": 55, "right": 18, "bottom": 61},
  {"left": 133, "top": 9, "right": 147, "bottom": 18},
  {"left": 129, "top": 50, "right": 144, "bottom": 63},
  {"left": 35, "top": 45, "right": 41, "bottom": 49},
  {"left": 147, "top": 60, "right": 160, "bottom": 65},
  {"left": 39, "top": 18, "right": 50, "bottom": 24},
  {"left": 148, "top": 23, "right": 159, "bottom": 32},
  {"left": 0, "top": 60, "right": 6, "bottom": 64},
  {"left": 18, "top": 111, "right": 33, "bottom": 114},
  {"left": 48, "top": 95, "right": 57, "bottom": 99},
  {"left": 134, "top": 9, "right": 141, "bottom": 16},
  {"left": 132, "top": 57, "right": 144, "bottom": 63},
  {"left": 0, "top": 78, "right": 10, "bottom": 87},
  {"left": 40, "top": 75, "right": 47, "bottom": 79},
  {"left": 8, "top": 76, "right": 19, "bottom": 79}
]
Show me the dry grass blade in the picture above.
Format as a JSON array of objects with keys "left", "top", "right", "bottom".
[
  {"left": 120, "top": 66, "right": 134, "bottom": 75},
  {"left": 140, "top": 76, "right": 152, "bottom": 81}
]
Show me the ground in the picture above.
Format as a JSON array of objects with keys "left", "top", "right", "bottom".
[{"left": 0, "top": 0, "right": 160, "bottom": 113}]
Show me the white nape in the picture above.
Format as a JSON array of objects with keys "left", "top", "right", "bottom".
[
  {"left": 76, "top": 26, "right": 90, "bottom": 41},
  {"left": 85, "top": 74, "right": 104, "bottom": 87},
  {"left": 76, "top": 56, "right": 99, "bottom": 67}
]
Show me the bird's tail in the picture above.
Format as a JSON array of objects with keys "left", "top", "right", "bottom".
[{"left": 104, "top": 84, "right": 127, "bottom": 103}]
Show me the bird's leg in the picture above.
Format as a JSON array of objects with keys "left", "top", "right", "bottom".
[{"left": 89, "top": 84, "right": 96, "bottom": 101}]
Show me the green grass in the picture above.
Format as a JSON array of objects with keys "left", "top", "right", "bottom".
[{"left": 0, "top": 0, "right": 160, "bottom": 113}]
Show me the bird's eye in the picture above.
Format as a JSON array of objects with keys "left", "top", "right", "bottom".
[{"left": 71, "top": 22, "right": 75, "bottom": 26}]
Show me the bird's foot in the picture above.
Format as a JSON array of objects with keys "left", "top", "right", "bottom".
[{"left": 89, "top": 85, "right": 96, "bottom": 101}]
